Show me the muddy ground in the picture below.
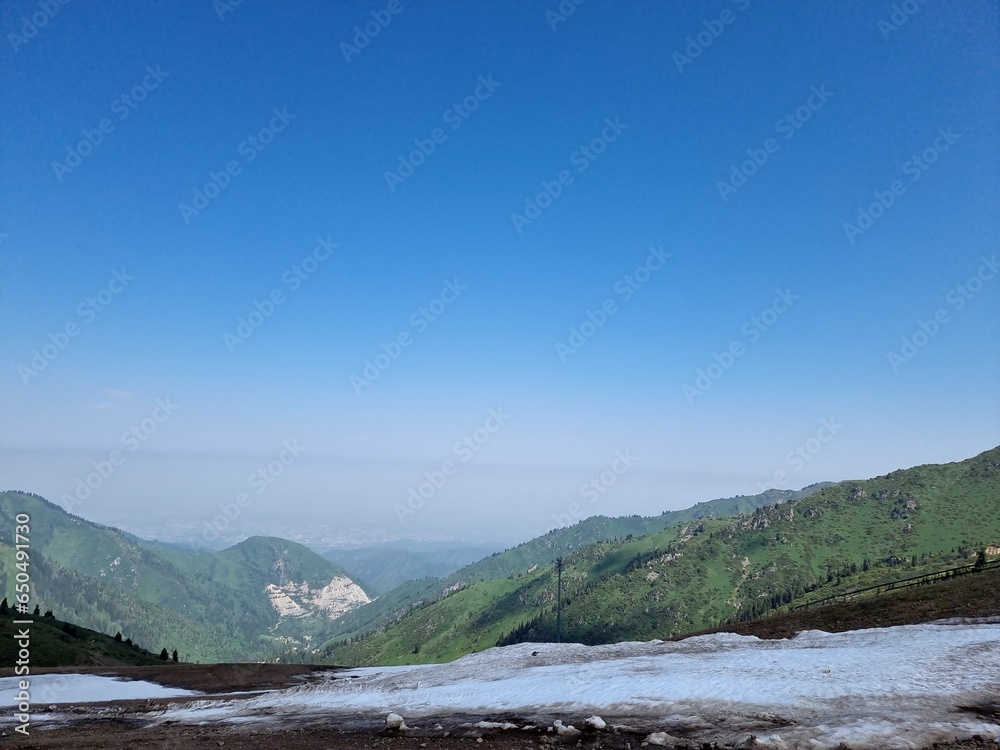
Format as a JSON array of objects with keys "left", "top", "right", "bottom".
[{"left": 8, "top": 719, "right": 1000, "bottom": 750}]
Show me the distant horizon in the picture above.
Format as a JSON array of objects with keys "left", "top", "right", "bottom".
[{"left": 4, "top": 440, "right": 995, "bottom": 552}]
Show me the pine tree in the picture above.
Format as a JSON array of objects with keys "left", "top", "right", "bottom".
[
  {"left": 975, "top": 548, "right": 987, "bottom": 571},
  {"left": 172, "top": 649, "right": 178, "bottom": 662},
  {"left": 0, "top": 597, "right": 8, "bottom": 614},
  {"left": 159, "top": 648, "right": 169, "bottom": 661},
  {"left": 33, "top": 604, "right": 40, "bottom": 616},
  {"left": 114, "top": 631, "right": 123, "bottom": 643}
]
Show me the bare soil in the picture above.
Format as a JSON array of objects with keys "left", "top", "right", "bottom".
[{"left": 8, "top": 720, "right": 1000, "bottom": 749}]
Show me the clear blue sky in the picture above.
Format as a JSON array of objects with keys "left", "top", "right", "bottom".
[{"left": 1, "top": 0, "right": 998, "bottom": 546}]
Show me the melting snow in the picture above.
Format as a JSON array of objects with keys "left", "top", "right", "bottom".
[
  {"left": 0, "top": 673, "right": 199, "bottom": 707},
  {"left": 159, "top": 619, "right": 1000, "bottom": 748}
]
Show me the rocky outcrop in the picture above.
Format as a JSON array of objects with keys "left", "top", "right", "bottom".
[{"left": 265, "top": 576, "right": 371, "bottom": 620}]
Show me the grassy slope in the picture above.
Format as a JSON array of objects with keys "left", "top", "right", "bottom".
[
  {"left": 689, "top": 563, "right": 1000, "bottom": 640},
  {"left": 324, "top": 485, "right": 827, "bottom": 644},
  {"left": 329, "top": 446, "right": 1000, "bottom": 666},
  {"left": 0, "top": 609, "right": 164, "bottom": 668},
  {"left": 0, "top": 493, "right": 363, "bottom": 662},
  {"left": 452, "top": 484, "right": 830, "bottom": 584}
]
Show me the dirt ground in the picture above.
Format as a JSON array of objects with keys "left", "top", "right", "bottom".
[
  {"left": 3, "top": 723, "right": 639, "bottom": 749},
  {"left": 8, "top": 720, "right": 1000, "bottom": 749}
]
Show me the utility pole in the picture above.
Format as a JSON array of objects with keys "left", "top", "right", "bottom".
[{"left": 555, "top": 557, "right": 563, "bottom": 644}]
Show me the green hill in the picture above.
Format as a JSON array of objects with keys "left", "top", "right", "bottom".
[
  {"left": 322, "top": 546, "right": 496, "bottom": 596},
  {"left": 0, "top": 606, "right": 164, "bottom": 668},
  {"left": 0, "top": 493, "right": 370, "bottom": 662},
  {"left": 319, "top": 485, "right": 827, "bottom": 645},
  {"left": 326, "top": 446, "right": 1000, "bottom": 666}
]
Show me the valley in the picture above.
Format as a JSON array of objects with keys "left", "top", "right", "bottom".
[{"left": 1, "top": 447, "right": 997, "bottom": 670}]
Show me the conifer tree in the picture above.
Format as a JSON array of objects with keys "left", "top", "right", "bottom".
[{"left": 975, "top": 548, "right": 987, "bottom": 571}]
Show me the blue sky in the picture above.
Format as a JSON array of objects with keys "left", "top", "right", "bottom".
[{"left": 1, "top": 0, "right": 998, "bottom": 546}]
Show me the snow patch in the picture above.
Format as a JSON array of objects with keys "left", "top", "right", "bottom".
[
  {"left": 156, "top": 620, "right": 1000, "bottom": 748},
  {"left": 0, "top": 674, "right": 199, "bottom": 707}
]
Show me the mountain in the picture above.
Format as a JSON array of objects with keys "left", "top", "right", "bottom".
[
  {"left": 0, "top": 492, "right": 370, "bottom": 662},
  {"left": 325, "top": 447, "right": 1000, "bottom": 666},
  {"left": 185, "top": 536, "right": 370, "bottom": 620},
  {"left": 322, "top": 545, "right": 497, "bottom": 596},
  {"left": 320, "top": 484, "right": 831, "bottom": 644},
  {"left": 0, "top": 482, "right": 825, "bottom": 664}
]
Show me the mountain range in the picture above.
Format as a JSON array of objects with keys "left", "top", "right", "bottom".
[
  {"left": 323, "top": 446, "right": 1000, "bottom": 665},
  {"left": 2, "top": 446, "right": 997, "bottom": 666},
  {"left": 0, "top": 492, "right": 370, "bottom": 662}
]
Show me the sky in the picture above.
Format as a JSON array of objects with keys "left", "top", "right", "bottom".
[{"left": 1, "top": 0, "right": 998, "bottom": 548}]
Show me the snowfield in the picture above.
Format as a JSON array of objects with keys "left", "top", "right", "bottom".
[
  {"left": 4, "top": 620, "right": 997, "bottom": 748},
  {"left": 0, "top": 673, "right": 199, "bottom": 707},
  {"left": 153, "top": 619, "right": 1000, "bottom": 748}
]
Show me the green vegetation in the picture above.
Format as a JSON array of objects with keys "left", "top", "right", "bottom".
[
  {"left": 0, "top": 606, "right": 164, "bottom": 668},
  {"left": 322, "top": 546, "right": 496, "bottom": 596},
  {"left": 327, "top": 446, "right": 1000, "bottom": 666},
  {"left": 692, "top": 561, "right": 1000, "bottom": 641},
  {"left": 323, "top": 484, "right": 826, "bottom": 644},
  {"left": 0, "top": 492, "right": 364, "bottom": 662},
  {"left": 3, "top": 448, "right": 996, "bottom": 668}
]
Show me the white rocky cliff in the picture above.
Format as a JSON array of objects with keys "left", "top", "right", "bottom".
[{"left": 265, "top": 576, "right": 371, "bottom": 619}]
